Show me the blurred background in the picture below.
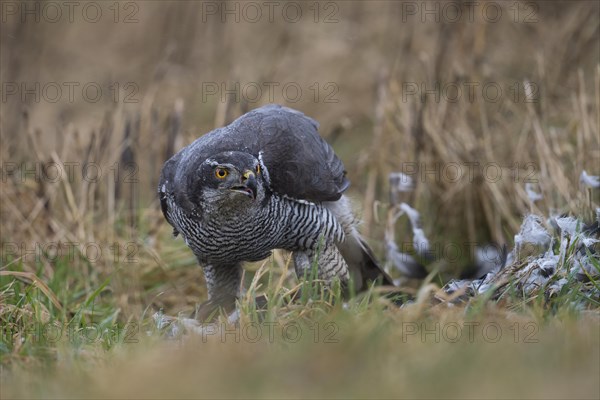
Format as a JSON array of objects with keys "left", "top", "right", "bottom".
[{"left": 1, "top": 0, "right": 599, "bottom": 315}]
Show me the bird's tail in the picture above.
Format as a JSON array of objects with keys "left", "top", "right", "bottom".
[{"left": 324, "top": 196, "right": 396, "bottom": 293}]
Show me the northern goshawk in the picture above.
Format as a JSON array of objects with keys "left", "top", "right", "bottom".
[{"left": 159, "top": 104, "right": 393, "bottom": 319}]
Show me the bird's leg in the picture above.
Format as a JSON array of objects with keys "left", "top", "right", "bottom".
[
  {"left": 292, "top": 241, "right": 350, "bottom": 289},
  {"left": 194, "top": 263, "right": 242, "bottom": 322}
]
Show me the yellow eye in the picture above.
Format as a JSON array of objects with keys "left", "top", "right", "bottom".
[
  {"left": 215, "top": 168, "right": 228, "bottom": 179},
  {"left": 255, "top": 164, "right": 261, "bottom": 174}
]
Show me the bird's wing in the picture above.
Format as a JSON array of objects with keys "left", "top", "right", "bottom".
[
  {"left": 164, "top": 104, "right": 349, "bottom": 204},
  {"left": 233, "top": 104, "right": 349, "bottom": 201},
  {"left": 158, "top": 152, "right": 186, "bottom": 235}
]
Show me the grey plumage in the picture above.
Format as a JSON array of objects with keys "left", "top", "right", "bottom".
[{"left": 159, "top": 104, "right": 393, "bottom": 318}]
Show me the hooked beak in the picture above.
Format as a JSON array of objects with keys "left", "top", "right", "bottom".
[{"left": 230, "top": 170, "right": 257, "bottom": 199}]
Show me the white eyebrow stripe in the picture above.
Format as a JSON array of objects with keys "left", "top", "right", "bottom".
[{"left": 204, "top": 159, "right": 240, "bottom": 172}]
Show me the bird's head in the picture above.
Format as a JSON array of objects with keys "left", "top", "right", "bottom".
[{"left": 192, "top": 151, "right": 270, "bottom": 211}]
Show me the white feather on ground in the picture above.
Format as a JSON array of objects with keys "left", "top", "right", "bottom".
[
  {"left": 580, "top": 170, "right": 600, "bottom": 188},
  {"left": 386, "top": 240, "right": 427, "bottom": 280},
  {"left": 514, "top": 214, "right": 552, "bottom": 256},
  {"left": 525, "top": 183, "right": 543, "bottom": 202},
  {"left": 389, "top": 172, "right": 414, "bottom": 192},
  {"left": 398, "top": 203, "right": 431, "bottom": 258},
  {"left": 443, "top": 213, "right": 599, "bottom": 302}
]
